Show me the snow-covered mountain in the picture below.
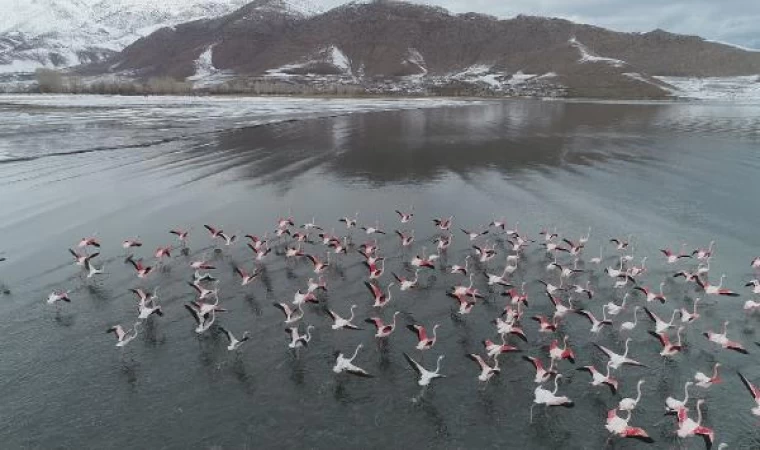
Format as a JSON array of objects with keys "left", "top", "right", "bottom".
[{"left": 0, "top": 0, "right": 322, "bottom": 74}]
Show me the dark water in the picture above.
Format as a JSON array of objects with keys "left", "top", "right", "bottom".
[{"left": 1, "top": 96, "right": 760, "bottom": 449}]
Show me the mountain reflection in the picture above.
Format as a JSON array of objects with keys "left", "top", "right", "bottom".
[{"left": 165, "top": 100, "right": 668, "bottom": 189}]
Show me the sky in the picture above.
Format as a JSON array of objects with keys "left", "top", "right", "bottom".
[{"left": 317, "top": 0, "right": 760, "bottom": 49}]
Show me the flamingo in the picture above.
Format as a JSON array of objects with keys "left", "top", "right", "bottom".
[
  {"left": 610, "top": 235, "right": 632, "bottom": 251},
  {"left": 450, "top": 256, "right": 471, "bottom": 276},
  {"left": 452, "top": 293, "right": 476, "bottom": 315},
  {"left": 395, "top": 208, "right": 414, "bottom": 224},
  {"left": 365, "top": 281, "right": 395, "bottom": 308},
  {"left": 605, "top": 257, "right": 625, "bottom": 278},
  {"left": 695, "top": 274, "right": 739, "bottom": 297},
  {"left": 333, "top": 344, "right": 372, "bottom": 377},
  {"left": 169, "top": 229, "right": 189, "bottom": 244},
  {"left": 692, "top": 241, "right": 715, "bottom": 260},
  {"left": 576, "top": 307, "right": 612, "bottom": 334},
  {"left": 604, "top": 293, "right": 630, "bottom": 316},
  {"left": 665, "top": 381, "right": 693, "bottom": 413},
  {"left": 327, "top": 304, "right": 361, "bottom": 330},
  {"left": 589, "top": 246, "right": 604, "bottom": 265},
  {"left": 47, "top": 290, "right": 71, "bottom": 304},
  {"left": 620, "top": 306, "right": 640, "bottom": 332},
  {"left": 694, "top": 363, "right": 721, "bottom": 388},
  {"left": 286, "top": 243, "right": 306, "bottom": 258},
  {"left": 680, "top": 298, "right": 701, "bottom": 323},
  {"left": 293, "top": 289, "right": 318, "bottom": 306},
  {"left": 483, "top": 335, "right": 520, "bottom": 359},
  {"left": 300, "top": 217, "right": 323, "bottom": 231},
  {"left": 571, "top": 281, "right": 594, "bottom": 299},
  {"left": 137, "top": 301, "right": 163, "bottom": 320},
  {"left": 126, "top": 257, "right": 152, "bottom": 279},
  {"left": 629, "top": 257, "right": 648, "bottom": 277},
  {"left": 548, "top": 336, "right": 575, "bottom": 363},
  {"left": 203, "top": 224, "right": 223, "bottom": 239},
  {"left": 549, "top": 294, "right": 576, "bottom": 321},
  {"left": 234, "top": 265, "right": 260, "bottom": 286},
  {"left": 286, "top": 325, "right": 314, "bottom": 350},
  {"left": 393, "top": 270, "right": 419, "bottom": 291},
  {"left": 83, "top": 254, "right": 104, "bottom": 278},
  {"left": 462, "top": 228, "right": 489, "bottom": 241},
  {"left": 107, "top": 323, "right": 140, "bottom": 347},
  {"left": 273, "top": 302, "right": 304, "bottom": 324},
  {"left": 531, "top": 374, "right": 574, "bottom": 422},
  {"left": 494, "top": 317, "right": 528, "bottom": 342},
  {"left": 634, "top": 282, "right": 667, "bottom": 304},
  {"left": 524, "top": 356, "right": 557, "bottom": 384},
  {"left": 619, "top": 379, "right": 645, "bottom": 412},
  {"left": 408, "top": 323, "right": 440, "bottom": 351},
  {"left": 403, "top": 353, "right": 445, "bottom": 386},
  {"left": 395, "top": 230, "right": 415, "bottom": 247},
  {"left": 605, "top": 409, "right": 653, "bottom": 443},
  {"left": 219, "top": 327, "right": 250, "bottom": 351},
  {"left": 661, "top": 244, "right": 692, "bottom": 264},
  {"left": 367, "top": 259, "right": 385, "bottom": 280},
  {"left": 122, "top": 237, "right": 142, "bottom": 249},
  {"left": 184, "top": 305, "right": 216, "bottom": 334},
  {"left": 466, "top": 353, "right": 500, "bottom": 383},
  {"left": 532, "top": 315, "right": 558, "bottom": 333},
  {"left": 753, "top": 257, "right": 760, "bottom": 270},
  {"left": 644, "top": 307, "right": 677, "bottom": 333},
  {"left": 594, "top": 338, "right": 645, "bottom": 369},
  {"left": 502, "top": 282, "right": 529, "bottom": 307},
  {"left": 338, "top": 212, "right": 359, "bottom": 229},
  {"left": 433, "top": 216, "right": 453, "bottom": 231},
  {"left": 78, "top": 236, "right": 100, "bottom": 248},
  {"left": 365, "top": 312, "right": 400, "bottom": 338},
  {"left": 68, "top": 248, "right": 90, "bottom": 266},
  {"left": 576, "top": 362, "right": 618, "bottom": 394},
  {"left": 675, "top": 399, "right": 714, "bottom": 448},
  {"left": 738, "top": 372, "right": 760, "bottom": 416},
  {"left": 704, "top": 321, "right": 748, "bottom": 353},
  {"left": 411, "top": 247, "right": 436, "bottom": 269},
  {"left": 485, "top": 265, "right": 513, "bottom": 287},
  {"left": 361, "top": 220, "right": 386, "bottom": 235},
  {"left": 306, "top": 277, "right": 327, "bottom": 294},
  {"left": 305, "top": 253, "right": 330, "bottom": 274},
  {"left": 650, "top": 326, "right": 684, "bottom": 357},
  {"left": 473, "top": 242, "right": 497, "bottom": 263},
  {"left": 188, "top": 280, "right": 218, "bottom": 301},
  {"left": 746, "top": 279, "right": 760, "bottom": 295}
]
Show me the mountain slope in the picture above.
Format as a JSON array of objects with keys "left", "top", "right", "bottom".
[
  {"left": 0, "top": 0, "right": 320, "bottom": 73},
  {"left": 82, "top": 1, "right": 760, "bottom": 98}
]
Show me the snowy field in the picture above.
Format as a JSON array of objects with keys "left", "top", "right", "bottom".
[{"left": 656, "top": 75, "right": 760, "bottom": 101}]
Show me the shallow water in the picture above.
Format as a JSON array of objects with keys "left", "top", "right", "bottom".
[{"left": 1, "top": 96, "right": 760, "bottom": 449}]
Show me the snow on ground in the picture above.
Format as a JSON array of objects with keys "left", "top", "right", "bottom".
[
  {"left": 403, "top": 48, "right": 428, "bottom": 78},
  {"left": 704, "top": 40, "right": 760, "bottom": 53},
  {"left": 265, "top": 45, "right": 353, "bottom": 78},
  {"left": 186, "top": 45, "right": 236, "bottom": 88},
  {"left": 654, "top": 75, "right": 760, "bottom": 101},
  {"left": 569, "top": 37, "right": 627, "bottom": 67}
]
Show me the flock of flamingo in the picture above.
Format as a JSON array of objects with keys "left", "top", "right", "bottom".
[{"left": 14, "top": 208, "right": 760, "bottom": 448}]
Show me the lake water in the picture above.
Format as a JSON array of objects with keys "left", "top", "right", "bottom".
[{"left": 1, "top": 95, "right": 760, "bottom": 449}]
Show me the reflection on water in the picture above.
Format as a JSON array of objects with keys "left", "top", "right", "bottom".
[{"left": 1, "top": 97, "right": 760, "bottom": 449}]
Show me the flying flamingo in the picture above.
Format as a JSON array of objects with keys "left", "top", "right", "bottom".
[
  {"left": 738, "top": 372, "right": 760, "bottom": 416},
  {"left": 620, "top": 306, "right": 640, "bottom": 332},
  {"left": 286, "top": 325, "right": 314, "bottom": 350},
  {"left": 483, "top": 335, "right": 520, "bottom": 359},
  {"left": 403, "top": 353, "right": 445, "bottom": 386},
  {"left": 618, "top": 379, "right": 645, "bottom": 412},
  {"left": 47, "top": 290, "right": 71, "bottom": 305},
  {"left": 576, "top": 361, "right": 618, "bottom": 394},
  {"left": 548, "top": 336, "right": 575, "bottom": 364},
  {"left": 393, "top": 269, "right": 419, "bottom": 291},
  {"left": 661, "top": 244, "right": 692, "bottom": 264},
  {"left": 576, "top": 306, "right": 613, "bottom": 334},
  {"left": 333, "top": 344, "right": 372, "bottom": 377},
  {"left": 433, "top": 216, "right": 453, "bottom": 231},
  {"left": 466, "top": 353, "right": 500, "bottom": 383},
  {"left": 704, "top": 321, "right": 748, "bottom": 353},
  {"left": 694, "top": 363, "right": 721, "bottom": 388},
  {"left": 531, "top": 374, "right": 574, "bottom": 423},
  {"left": 650, "top": 326, "right": 684, "bottom": 357},
  {"left": 78, "top": 237, "right": 101, "bottom": 248},
  {"left": 450, "top": 256, "right": 471, "bottom": 276},
  {"left": 107, "top": 323, "right": 140, "bottom": 347},
  {"left": 524, "top": 356, "right": 557, "bottom": 384},
  {"left": 594, "top": 338, "right": 645, "bottom": 369},
  {"left": 365, "top": 281, "right": 395, "bottom": 308},
  {"left": 679, "top": 298, "right": 701, "bottom": 323},
  {"left": 675, "top": 399, "right": 714, "bottom": 449},
  {"left": 634, "top": 282, "right": 667, "bottom": 304},
  {"left": 408, "top": 323, "right": 440, "bottom": 351},
  {"left": 365, "top": 312, "right": 400, "bottom": 338},
  {"left": 605, "top": 409, "right": 653, "bottom": 443},
  {"left": 395, "top": 230, "right": 415, "bottom": 247},
  {"left": 234, "top": 265, "right": 260, "bottom": 286},
  {"left": 327, "top": 304, "right": 361, "bottom": 330},
  {"left": 644, "top": 307, "right": 677, "bottom": 334},
  {"left": 494, "top": 317, "right": 528, "bottom": 342},
  {"left": 395, "top": 208, "right": 414, "bottom": 224},
  {"left": 273, "top": 302, "right": 304, "bottom": 324},
  {"left": 665, "top": 381, "right": 693, "bottom": 413},
  {"left": 219, "top": 327, "right": 250, "bottom": 351},
  {"left": 695, "top": 274, "right": 739, "bottom": 297},
  {"left": 170, "top": 229, "right": 189, "bottom": 244},
  {"left": 692, "top": 241, "right": 715, "bottom": 260}
]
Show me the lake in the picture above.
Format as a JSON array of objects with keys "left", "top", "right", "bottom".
[{"left": 1, "top": 95, "right": 759, "bottom": 449}]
